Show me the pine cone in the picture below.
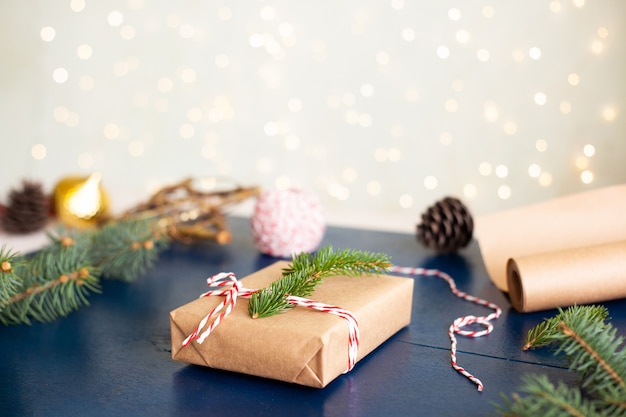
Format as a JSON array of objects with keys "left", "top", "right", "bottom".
[
  {"left": 416, "top": 197, "right": 473, "bottom": 253},
  {"left": 1, "top": 180, "right": 50, "bottom": 234}
]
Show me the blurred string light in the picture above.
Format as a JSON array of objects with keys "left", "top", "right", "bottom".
[
  {"left": 52, "top": 68, "right": 68, "bottom": 84},
  {"left": 463, "top": 184, "right": 477, "bottom": 199},
  {"left": 560, "top": 101, "right": 572, "bottom": 114},
  {"left": 528, "top": 164, "right": 541, "bottom": 178},
  {"left": 31, "top": 144, "right": 47, "bottom": 160},
  {"left": 424, "top": 176, "right": 438, "bottom": 190},
  {"left": 448, "top": 8, "right": 461, "bottom": 21},
  {"left": 477, "top": 49, "right": 490, "bottom": 62},
  {"left": 535, "top": 140, "right": 548, "bottom": 152},
  {"left": 107, "top": 11, "right": 124, "bottom": 27},
  {"left": 439, "top": 132, "right": 452, "bottom": 146},
  {"left": 603, "top": 106, "right": 616, "bottom": 121},
  {"left": 76, "top": 44, "right": 92, "bottom": 59},
  {"left": 577, "top": 144, "right": 597, "bottom": 185},
  {"left": 13, "top": 0, "right": 624, "bottom": 219},
  {"left": 580, "top": 170, "right": 593, "bottom": 184},
  {"left": 399, "top": 193, "right": 413, "bottom": 208},
  {"left": 479, "top": 162, "right": 493, "bottom": 176},
  {"left": 498, "top": 185, "right": 512, "bottom": 200},
  {"left": 583, "top": 144, "right": 596, "bottom": 157},
  {"left": 367, "top": 180, "right": 381, "bottom": 196},
  {"left": 495, "top": 165, "right": 509, "bottom": 179},
  {"left": 70, "top": 0, "right": 85, "bottom": 12},
  {"left": 40, "top": 26, "right": 55, "bottom": 42}
]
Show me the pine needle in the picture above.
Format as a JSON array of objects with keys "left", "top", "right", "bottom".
[
  {"left": 557, "top": 313, "right": 626, "bottom": 403},
  {"left": 89, "top": 218, "right": 169, "bottom": 281},
  {"left": 248, "top": 246, "right": 391, "bottom": 319},
  {"left": 0, "top": 245, "right": 101, "bottom": 325},
  {"left": 495, "top": 374, "right": 601, "bottom": 417},
  {"left": 0, "top": 245, "right": 22, "bottom": 312},
  {"left": 523, "top": 305, "right": 609, "bottom": 350},
  {"left": 495, "top": 305, "right": 626, "bottom": 416},
  {"left": 1, "top": 182, "right": 254, "bottom": 326},
  {"left": 1, "top": 217, "right": 170, "bottom": 325}
]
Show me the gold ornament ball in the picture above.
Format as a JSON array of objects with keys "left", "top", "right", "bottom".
[{"left": 52, "top": 173, "right": 110, "bottom": 229}]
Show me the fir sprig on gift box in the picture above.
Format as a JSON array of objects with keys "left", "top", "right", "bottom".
[
  {"left": 248, "top": 246, "right": 392, "bottom": 319},
  {"left": 494, "top": 305, "right": 626, "bottom": 416}
]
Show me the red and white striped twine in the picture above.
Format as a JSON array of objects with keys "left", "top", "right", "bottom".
[
  {"left": 388, "top": 266, "right": 502, "bottom": 392},
  {"left": 288, "top": 295, "right": 360, "bottom": 372},
  {"left": 182, "top": 272, "right": 360, "bottom": 373}
]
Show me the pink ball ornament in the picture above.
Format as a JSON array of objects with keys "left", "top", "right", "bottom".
[{"left": 251, "top": 188, "right": 326, "bottom": 257}]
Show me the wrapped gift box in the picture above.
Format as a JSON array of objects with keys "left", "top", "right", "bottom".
[{"left": 170, "top": 261, "right": 414, "bottom": 388}]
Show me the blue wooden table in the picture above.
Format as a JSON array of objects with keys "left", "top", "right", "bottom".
[{"left": 2, "top": 217, "right": 625, "bottom": 416}]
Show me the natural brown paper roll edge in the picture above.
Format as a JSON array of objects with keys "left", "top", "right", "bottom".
[
  {"left": 474, "top": 184, "right": 626, "bottom": 292},
  {"left": 506, "top": 240, "right": 626, "bottom": 313}
]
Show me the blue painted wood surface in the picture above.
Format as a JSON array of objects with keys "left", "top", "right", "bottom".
[{"left": 2, "top": 217, "right": 625, "bottom": 416}]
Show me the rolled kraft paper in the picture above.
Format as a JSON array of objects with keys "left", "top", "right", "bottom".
[
  {"left": 506, "top": 240, "right": 626, "bottom": 313},
  {"left": 474, "top": 184, "right": 626, "bottom": 292}
]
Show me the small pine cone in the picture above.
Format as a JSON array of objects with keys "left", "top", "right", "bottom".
[
  {"left": 416, "top": 197, "right": 473, "bottom": 253},
  {"left": 1, "top": 180, "right": 50, "bottom": 234}
]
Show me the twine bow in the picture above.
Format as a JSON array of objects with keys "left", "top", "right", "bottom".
[{"left": 182, "top": 272, "right": 360, "bottom": 373}]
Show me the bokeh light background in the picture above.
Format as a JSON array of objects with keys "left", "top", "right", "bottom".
[{"left": 1, "top": 0, "right": 625, "bottom": 232}]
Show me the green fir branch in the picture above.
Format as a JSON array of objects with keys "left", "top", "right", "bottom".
[
  {"left": 248, "top": 246, "right": 391, "bottom": 319},
  {"left": 495, "top": 374, "right": 601, "bottom": 417},
  {"left": 1, "top": 218, "right": 171, "bottom": 325},
  {"left": 0, "top": 245, "right": 23, "bottom": 312},
  {"left": 496, "top": 305, "right": 626, "bottom": 417},
  {"left": 1, "top": 181, "right": 253, "bottom": 326},
  {"left": 523, "top": 305, "right": 609, "bottom": 350},
  {"left": 89, "top": 218, "right": 169, "bottom": 281},
  {"left": 0, "top": 245, "right": 101, "bottom": 325},
  {"left": 44, "top": 225, "right": 94, "bottom": 250},
  {"left": 556, "top": 317, "right": 626, "bottom": 405}
]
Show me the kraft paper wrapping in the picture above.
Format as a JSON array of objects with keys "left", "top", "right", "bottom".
[
  {"left": 506, "top": 241, "right": 626, "bottom": 312},
  {"left": 474, "top": 184, "right": 626, "bottom": 313},
  {"left": 170, "top": 261, "right": 413, "bottom": 388}
]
